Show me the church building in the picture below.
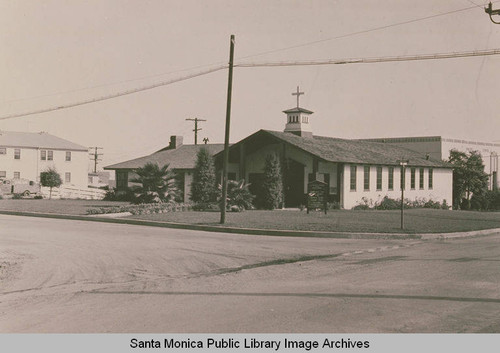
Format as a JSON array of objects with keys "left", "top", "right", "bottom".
[{"left": 214, "top": 88, "right": 453, "bottom": 209}]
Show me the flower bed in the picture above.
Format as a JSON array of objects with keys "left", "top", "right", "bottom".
[{"left": 86, "top": 201, "right": 193, "bottom": 215}]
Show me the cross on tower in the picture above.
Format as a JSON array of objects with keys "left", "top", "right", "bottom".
[{"left": 292, "top": 86, "right": 304, "bottom": 108}]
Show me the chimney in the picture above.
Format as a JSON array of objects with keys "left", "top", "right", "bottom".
[{"left": 169, "top": 135, "right": 183, "bottom": 149}]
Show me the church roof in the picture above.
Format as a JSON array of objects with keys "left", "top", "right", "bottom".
[
  {"left": 221, "top": 130, "right": 451, "bottom": 168},
  {"left": 0, "top": 131, "right": 87, "bottom": 151},
  {"left": 282, "top": 107, "right": 314, "bottom": 114},
  {"left": 104, "top": 144, "right": 225, "bottom": 170}
]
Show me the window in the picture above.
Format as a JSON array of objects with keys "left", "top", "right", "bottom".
[
  {"left": 410, "top": 168, "right": 416, "bottom": 189},
  {"left": 14, "top": 149, "right": 20, "bottom": 160},
  {"left": 376, "top": 166, "right": 382, "bottom": 190},
  {"left": 364, "top": 166, "right": 370, "bottom": 191},
  {"left": 14, "top": 172, "right": 20, "bottom": 179},
  {"left": 65, "top": 151, "right": 71, "bottom": 161},
  {"left": 350, "top": 165, "right": 357, "bottom": 191},
  {"left": 0, "top": 171, "right": 6, "bottom": 178},
  {"left": 116, "top": 171, "right": 128, "bottom": 189},
  {"left": 388, "top": 167, "right": 394, "bottom": 190},
  {"left": 65, "top": 172, "right": 71, "bottom": 183},
  {"left": 419, "top": 168, "right": 424, "bottom": 189},
  {"left": 429, "top": 168, "right": 433, "bottom": 189},
  {"left": 47, "top": 150, "right": 53, "bottom": 161},
  {"left": 41, "top": 150, "right": 46, "bottom": 160},
  {"left": 0, "top": 148, "right": 6, "bottom": 155}
]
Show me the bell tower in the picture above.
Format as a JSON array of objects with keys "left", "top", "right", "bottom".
[{"left": 283, "top": 86, "right": 314, "bottom": 138}]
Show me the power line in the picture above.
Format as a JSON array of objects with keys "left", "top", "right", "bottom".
[
  {"left": 237, "top": 3, "right": 500, "bottom": 61},
  {"left": 235, "top": 48, "right": 500, "bottom": 68},
  {"left": 0, "top": 65, "right": 227, "bottom": 121},
  {"left": 1, "top": 48, "right": 499, "bottom": 121}
]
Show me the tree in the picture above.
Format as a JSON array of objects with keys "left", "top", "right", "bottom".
[
  {"left": 448, "top": 149, "right": 488, "bottom": 210},
  {"left": 190, "top": 148, "right": 217, "bottom": 204},
  {"left": 218, "top": 179, "right": 255, "bottom": 211},
  {"left": 40, "top": 167, "right": 62, "bottom": 199},
  {"left": 130, "top": 162, "right": 178, "bottom": 204},
  {"left": 262, "top": 154, "right": 283, "bottom": 209}
]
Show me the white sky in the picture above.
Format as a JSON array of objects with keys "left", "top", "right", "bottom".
[{"left": 1, "top": 0, "right": 499, "bottom": 168}]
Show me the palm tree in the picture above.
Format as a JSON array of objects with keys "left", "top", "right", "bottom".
[{"left": 129, "top": 162, "right": 178, "bottom": 204}]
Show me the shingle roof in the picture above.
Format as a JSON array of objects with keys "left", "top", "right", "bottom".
[
  {"left": 0, "top": 131, "right": 87, "bottom": 151},
  {"left": 104, "top": 144, "right": 225, "bottom": 170},
  {"left": 226, "top": 130, "right": 451, "bottom": 168}
]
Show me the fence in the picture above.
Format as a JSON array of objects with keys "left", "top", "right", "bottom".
[{"left": 41, "top": 185, "right": 106, "bottom": 200}]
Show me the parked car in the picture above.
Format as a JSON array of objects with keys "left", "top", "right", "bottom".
[{"left": 0, "top": 178, "right": 41, "bottom": 197}]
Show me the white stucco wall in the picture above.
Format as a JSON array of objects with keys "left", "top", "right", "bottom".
[
  {"left": 342, "top": 164, "right": 452, "bottom": 209},
  {"left": 0, "top": 147, "right": 88, "bottom": 187}
]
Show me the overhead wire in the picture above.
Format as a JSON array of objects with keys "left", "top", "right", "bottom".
[
  {"left": 234, "top": 48, "right": 500, "bottom": 68},
  {"left": 0, "top": 65, "right": 227, "bottom": 121},
  {"left": 1, "top": 2, "right": 499, "bottom": 121}
]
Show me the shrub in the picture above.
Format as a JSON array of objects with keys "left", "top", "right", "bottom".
[
  {"left": 12, "top": 193, "right": 23, "bottom": 200},
  {"left": 130, "top": 163, "right": 178, "bottom": 204},
  {"left": 327, "top": 201, "right": 341, "bottom": 210},
  {"left": 262, "top": 154, "right": 283, "bottom": 210},
  {"left": 374, "top": 196, "right": 400, "bottom": 210},
  {"left": 219, "top": 179, "right": 255, "bottom": 211},
  {"left": 190, "top": 148, "right": 217, "bottom": 203},
  {"left": 34, "top": 195, "right": 43, "bottom": 199}
]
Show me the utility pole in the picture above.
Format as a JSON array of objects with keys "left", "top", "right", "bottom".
[
  {"left": 220, "top": 35, "right": 235, "bottom": 224},
  {"left": 89, "top": 147, "right": 103, "bottom": 173},
  {"left": 398, "top": 159, "right": 409, "bottom": 230},
  {"left": 185, "top": 118, "right": 206, "bottom": 145}
]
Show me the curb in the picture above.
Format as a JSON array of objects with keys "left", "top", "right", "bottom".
[{"left": 0, "top": 210, "right": 499, "bottom": 240}]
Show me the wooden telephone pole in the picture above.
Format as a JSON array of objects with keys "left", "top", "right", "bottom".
[
  {"left": 220, "top": 35, "right": 235, "bottom": 224},
  {"left": 89, "top": 147, "right": 103, "bottom": 173},
  {"left": 185, "top": 118, "right": 206, "bottom": 145}
]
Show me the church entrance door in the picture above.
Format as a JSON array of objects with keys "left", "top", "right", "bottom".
[{"left": 284, "top": 158, "right": 305, "bottom": 207}]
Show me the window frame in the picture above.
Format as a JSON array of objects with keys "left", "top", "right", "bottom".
[
  {"left": 14, "top": 148, "right": 21, "bottom": 160},
  {"left": 350, "top": 165, "right": 357, "bottom": 191},
  {"left": 388, "top": 167, "right": 394, "bottom": 191},
  {"left": 364, "top": 165, "right": 370, "bottom": 191},
  {"left": 376, "top": 166, "right": 383, "bottom": 191}
]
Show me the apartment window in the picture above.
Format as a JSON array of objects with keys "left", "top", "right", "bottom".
[
  {"left": 388, "top": 167, "right": 394, "bottom": 190},
  {"left": 14, "top": 149, "right": 20, "bottom": 160},
  {"left": 364, "top": 166, "right": 370, "bottom": 191},
  {"left": 41, "top": 150, "right": 46, "bottom": 160},
  {"left": 350, "top": 165, "right": 357, "bottom": 191},
  {"left": 419, "top": 168, "right": 424, "bottom": 189},
  {"left": 410, "top": 168, "right": 416, "bottom": 189},
  {"left": 65, "top": 172, "right": 71, "bottom": 183},
  {"left": 65, "top": 151, "right": 71, "bottom": 161},
  {"left": 47, "top": 150, "right": 53, "bottom": 161},
  {"left": 14, "top": 172, "right": 20, "bottom": 179},
  {"left": 429, "top": 168, "right": 433, "bottom": 189},
  {"left": 376, "top": 166, "right": 383, "bottom": 191},
  {"left": 0, "top": 148, "right": 6, "bottom": 155},
  {"left": 0, "top": 171, "right": 6, "bottom": 178}
]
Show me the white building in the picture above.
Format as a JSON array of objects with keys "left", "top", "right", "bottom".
[
  {"left": 214, "top": 105, "right": 453, "bottom": 209},
  {"left": 359, "top": 136, "right": 500, "bottom": 190},
  {"left": 0, "top": 131, "right": 89, "bottom": 188}
]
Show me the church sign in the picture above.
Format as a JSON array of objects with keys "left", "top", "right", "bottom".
[{"left": 307, "top": 180, "right": 328, "bottom": 214}]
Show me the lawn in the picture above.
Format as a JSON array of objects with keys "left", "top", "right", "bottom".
[
  {"left": 0, "top": 199, "right": 498, "bottom": 233},
  {"left": 0, "top": 199, "right": 129, "bottom": 215},
  {"left": 129, "top": 208, "right": 500, "bottom": 234}
]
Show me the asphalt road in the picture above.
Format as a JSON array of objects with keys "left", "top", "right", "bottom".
[{"left": 1, "top": 214, "right": 499, "bottom": 333}]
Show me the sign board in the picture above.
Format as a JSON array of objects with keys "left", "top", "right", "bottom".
[{"left": 307, "top": 180, "right": 328, "bottom": 214}]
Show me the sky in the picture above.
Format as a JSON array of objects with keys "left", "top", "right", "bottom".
[{"left": 1, "top": 0, "right": 499, "bottom": 169}]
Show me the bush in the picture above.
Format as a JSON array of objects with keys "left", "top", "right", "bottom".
[
  {"left": 12, "top": 193, "right": 23, "bottom": 200},
  {"left": 192, "top": 202, "right": 220, "bottom": 211},
  {"left": 103, "top": 188, "right": 134, "bottom": 202},
  {"left": 262, "top": 154, "right": 283, "bottom": 210},
  {"left": 86, "top": 201, "right": 192, "bottom": 215},
  {"left": 374, "top": 196, "right": 400, "bottom": 210},
  {"left": 34, "top": 195, "right": 43, "bottom": 199},
  {"left": 219, "top": 179, "right": 255, "bottom": 211},
  {"left": 327, "top": 201, "right": 341, "bottom": 210},
  {"left": 470, "top": 190, "right": 500, "bottom": 211}
]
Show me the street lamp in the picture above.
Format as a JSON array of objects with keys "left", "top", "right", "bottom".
[
  {"left": 485, "top": 2, "right": 500, "bottom": 24},
  {"left": 398, "top": 160, "right": 409, "bottom": 230}
]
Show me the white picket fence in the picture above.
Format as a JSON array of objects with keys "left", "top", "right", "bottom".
[{"left": 41, "top": 185, "right": 106, "bottom": 200}]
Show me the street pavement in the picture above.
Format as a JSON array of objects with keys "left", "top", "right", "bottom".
[{"left": 1, "top": 214, "right": 499, "bottom": 333}]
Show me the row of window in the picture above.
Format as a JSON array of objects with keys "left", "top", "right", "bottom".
[
  {"left": 0, "top": 171, "right": 72, "bottom": 182},
  {"left": 287, "top": 115, "right": 309, "bottom": 124},
  {"left": 350, "top": 165, "right": 433, "bottom": 192},
  {"left": 0, "top": 148, "right": 72, "bottom": 161}
]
